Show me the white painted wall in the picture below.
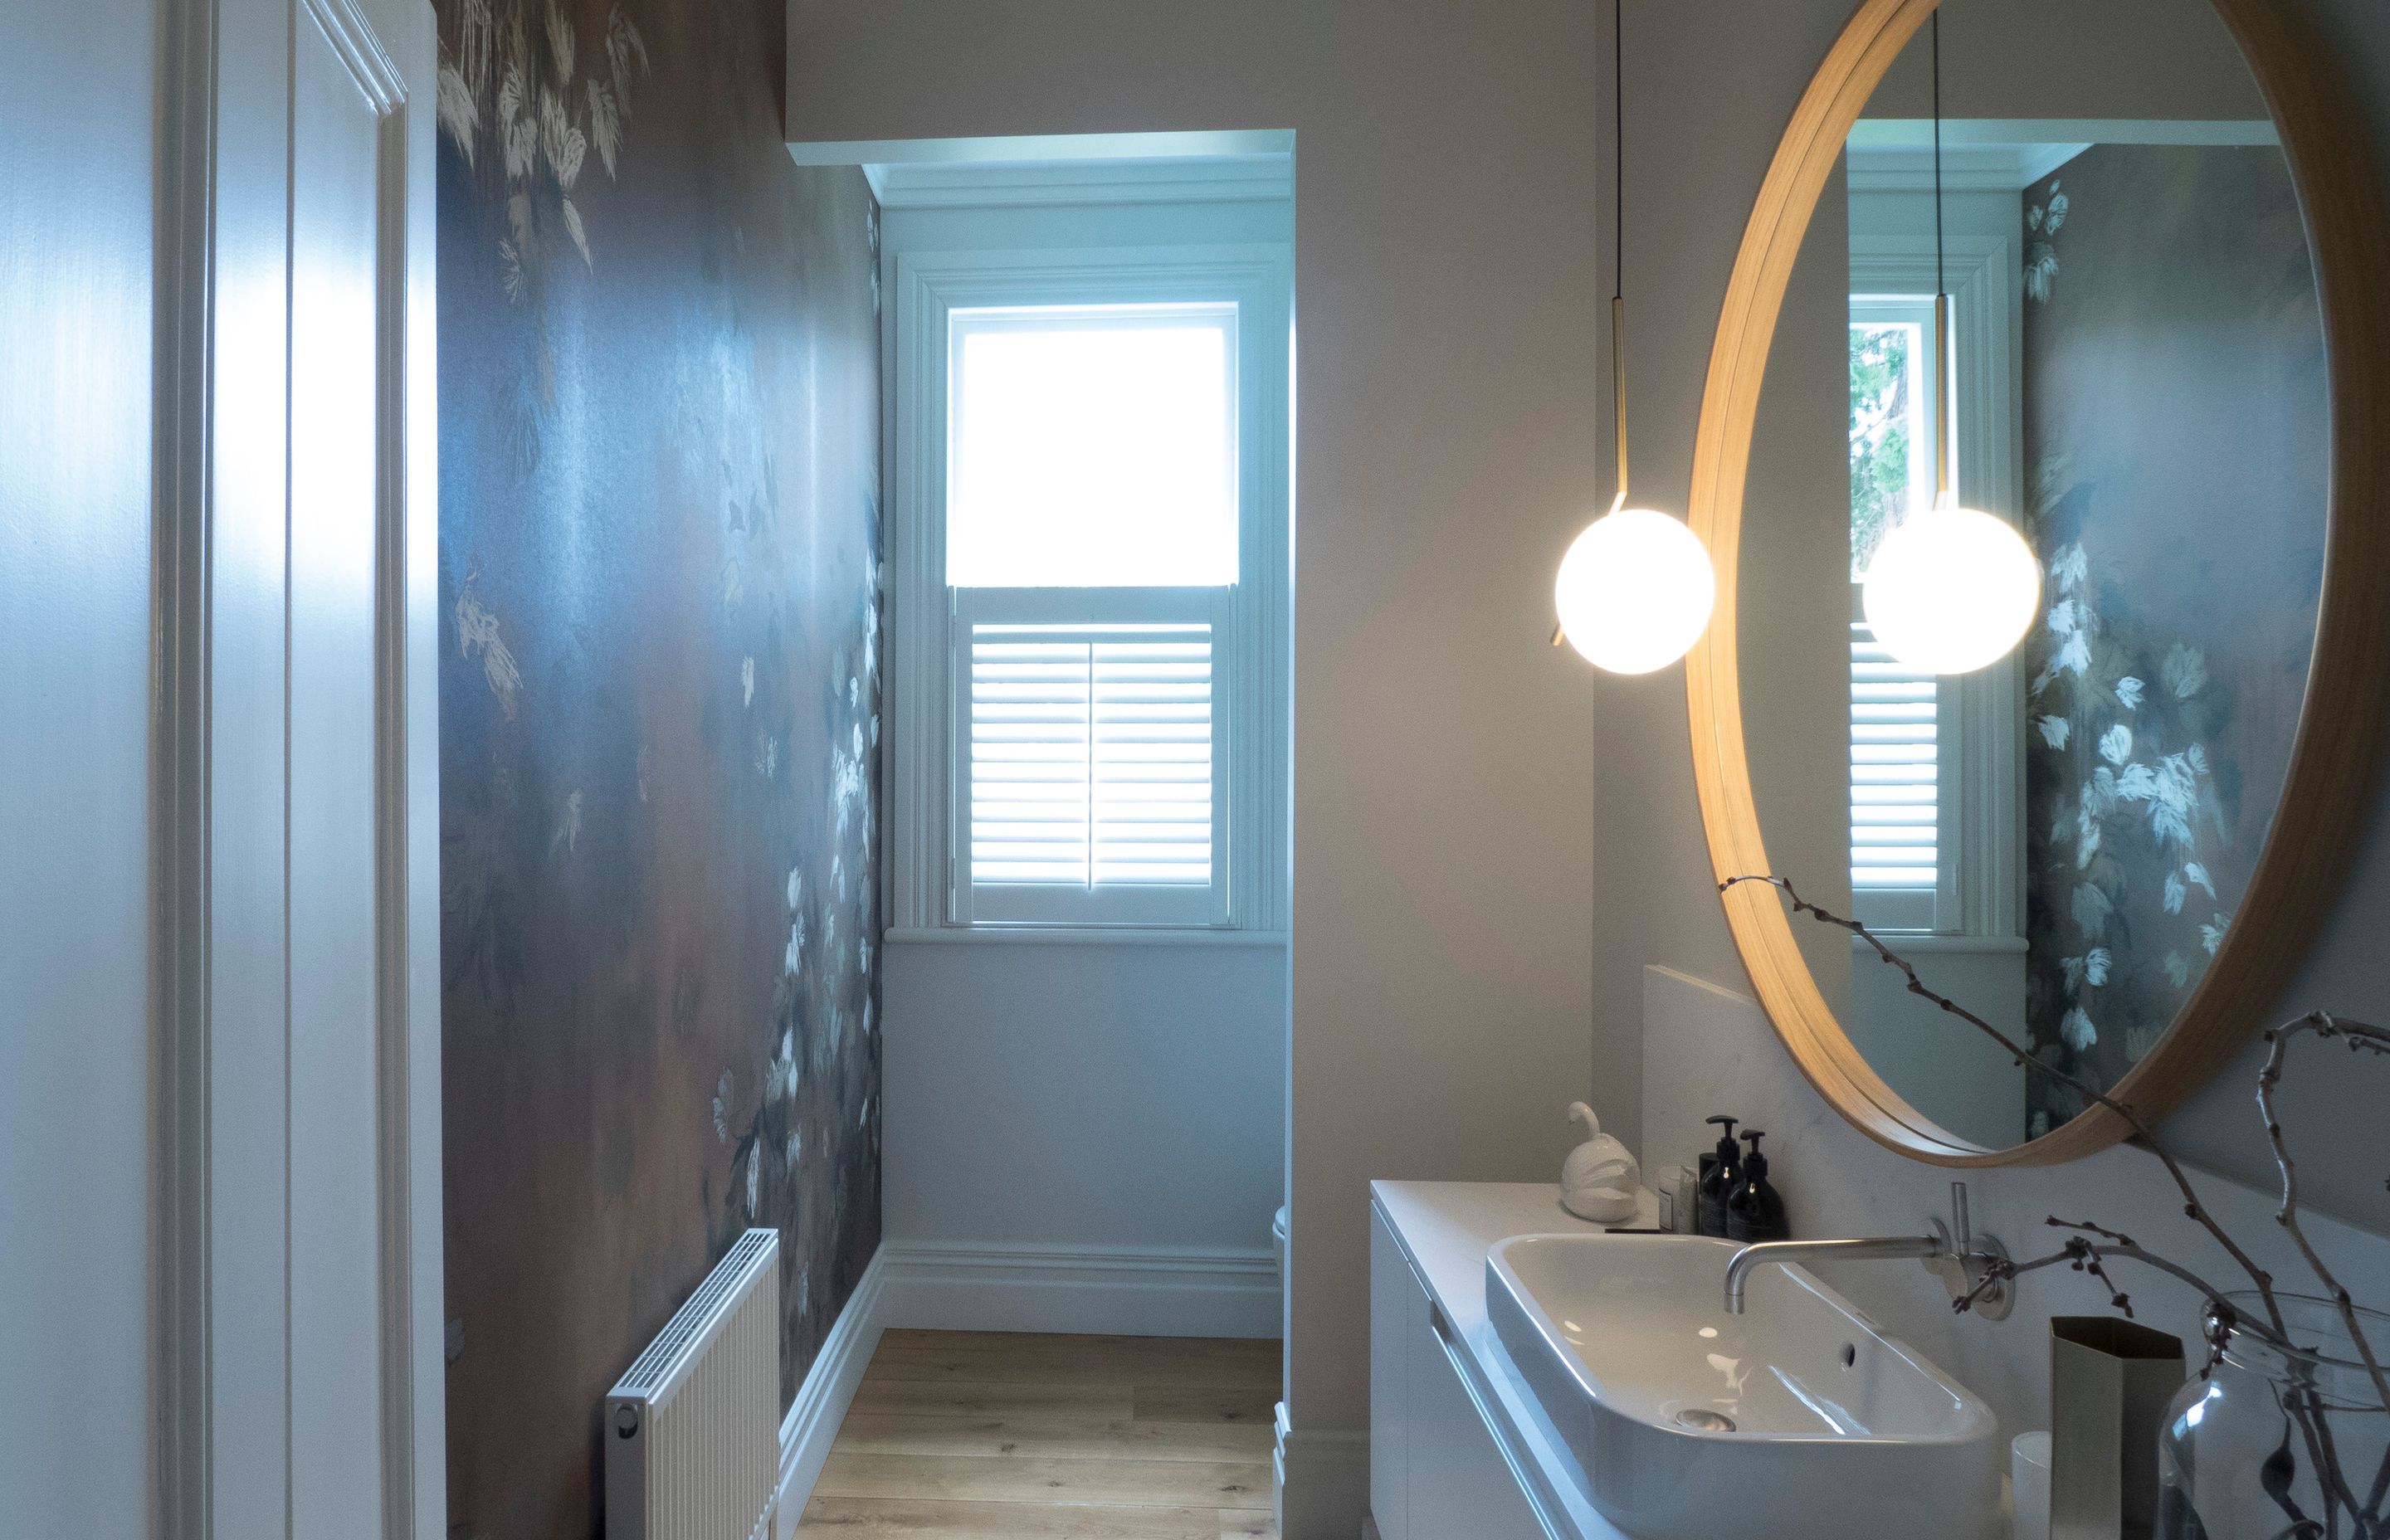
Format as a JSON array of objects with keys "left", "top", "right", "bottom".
[
  {"left": 1849, "top": 947, "right": 2027, "bottom": 1148},
  {"left": 788, "top": 8, "right": 1617, "bottom": 1530},
  {"left": 882, "top": 938, "right": 1287, "bottom": 1255},
  {"left": 0, "top": 4, "right": 156, "bottom": 1535}
]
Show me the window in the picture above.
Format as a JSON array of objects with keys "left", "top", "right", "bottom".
[
  {"left": 945, "top": 304, "right": 1238, "bottom": 926},
  {"left": 1840, "top": 185, "right": 2025, "bottom": 954},
  {"left": 888, "top": 233, "right": 1291, "bottom": 935},
  {"left": 1844, "top": 262, "right": 2022, "bottom": 943},
  {"left": 1849, "top": 298, "right": 1949, "bottom": 931}
]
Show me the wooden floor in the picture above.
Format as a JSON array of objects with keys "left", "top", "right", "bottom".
[{"left": 796, "top": 1328, "right": 1280, "bottom": 1538}]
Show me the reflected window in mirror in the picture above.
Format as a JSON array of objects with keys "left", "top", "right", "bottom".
[
  {"left": 1849, "top": 297, "right": 1945, "bottom": 931},
  {"left": 1841, "top": 187, "right": 2026, "bottom": 954}
]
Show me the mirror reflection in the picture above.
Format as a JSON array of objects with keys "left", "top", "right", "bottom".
[{"left": 1742, "top": 1, "right": 2325, "bottom": 1149}]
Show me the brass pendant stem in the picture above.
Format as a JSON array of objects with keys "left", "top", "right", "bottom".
[
  {"left": 1934, "top": 290, "right": 1951, "bottom": 501},
  {"left": 1612, "top": 293, "right": 1630, "bottom": 503}
]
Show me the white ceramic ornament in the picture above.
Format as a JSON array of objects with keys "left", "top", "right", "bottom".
[{"left": 1559, "top": 1102, "right": 1641, "bottom": 1223}]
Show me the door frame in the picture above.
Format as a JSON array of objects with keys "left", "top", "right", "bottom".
[{"left": 152, "top": 0, "right": 443, "bottom": 1533}]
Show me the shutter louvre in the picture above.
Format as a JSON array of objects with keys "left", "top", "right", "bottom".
[{"left": 1851, "top": 622, "right": 1939, "bottom": 890}]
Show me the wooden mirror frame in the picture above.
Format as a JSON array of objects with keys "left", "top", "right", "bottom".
[{"left": 1686, "top": 0, "right": 2390, "bottom": 1164}]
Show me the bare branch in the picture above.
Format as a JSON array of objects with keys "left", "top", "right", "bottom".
[
  {"left": 2260, "top": 1014, "right": 2390, "bottom": 1428},
  {"left": 1953, "top": 1232, "right": 2297, "bottom": 1353},
  {"left": 1722, "top": 873, "right": 2285, "bottom": 1326},
  {"left": 2045, "top": 1216, "right": 2139, "bottom": 1250},
  {"left": 1721, "top": 872, "right": 2390, "bottom": 1454}
]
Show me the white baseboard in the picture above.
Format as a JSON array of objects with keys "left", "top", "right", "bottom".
[
  {"left": 1275, "top": 1401, "right": 1371, "bottom": 1539},
  {"left": 877, "top": 1240, "right": 1280, "bottom": 1338},
  {"left": 773, "top": 1246, "right": 888, "bottom": 1540}
]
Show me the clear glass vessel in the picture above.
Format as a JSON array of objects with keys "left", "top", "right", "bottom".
[{"left": 2159, "top": 1292, "right": 2390, "bottom": 1540}]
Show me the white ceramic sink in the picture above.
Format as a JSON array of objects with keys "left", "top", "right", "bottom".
[{"left": 1485, "top": 1233, "right": 1997, "bottom": 1540}]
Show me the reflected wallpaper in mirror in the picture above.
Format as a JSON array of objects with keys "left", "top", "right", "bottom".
[{"left": 2015, "top": 143, "right": 2323, "bottom": 1138}]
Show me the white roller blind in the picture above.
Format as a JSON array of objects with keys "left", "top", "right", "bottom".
[
  {"left": 968, "top": 623, "right": 1213, "bottom": 889},
  {"left": 948, "top": 305, "right": 1238, "bottom": 587},
  {"left": 1851, "top": 617, "right": 1939, "bottom": 891}
]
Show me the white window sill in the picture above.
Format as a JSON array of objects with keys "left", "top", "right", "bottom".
[
  {"left": 1851, "top": 932, "right": 2027, "bottom": 955},
  {"left": 885, "top": 925, "right": 1290, "bottom": 948}
]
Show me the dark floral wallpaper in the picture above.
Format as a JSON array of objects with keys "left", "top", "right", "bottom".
[
  {"left": 430, "top": 0, "right": 882, "bottom": 1534},
  {"left": 2018, "top": 144, "right": 2324, "bottom": 1138}
]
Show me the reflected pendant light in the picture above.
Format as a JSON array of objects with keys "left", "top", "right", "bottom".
[
  {"left": 1553, "top": 0, "right": 1715, "bottom": 675},
  {"left": 1859, "top": 9, "right": 2040, "bottom": 675}
]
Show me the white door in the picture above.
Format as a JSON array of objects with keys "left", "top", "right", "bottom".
[{"left": 163, "top": 0, "right": 446, "bottom": 1535}]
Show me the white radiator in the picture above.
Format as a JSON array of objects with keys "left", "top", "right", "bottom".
[{"left": 606, "top": 1228, "right": 782, "bottom": 1540}]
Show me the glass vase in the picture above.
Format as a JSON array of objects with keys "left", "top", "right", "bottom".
[{"left": 2159, "top": 1292, "right": 2390, "bottom": 1540}]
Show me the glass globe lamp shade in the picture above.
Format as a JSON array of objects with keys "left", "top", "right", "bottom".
[
  {"left": 1554, "top": 506, "right": 1717, "bottom": 675},
  {"left": 1861, "top": 498, "right": 2041, "bottom": 674}
]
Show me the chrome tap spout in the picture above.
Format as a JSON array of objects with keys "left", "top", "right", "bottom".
[{"left": 1720, "top": 1182, "right": 2014, "bottom": 1319}]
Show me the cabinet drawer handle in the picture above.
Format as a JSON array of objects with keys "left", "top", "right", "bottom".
[{"left": 1429, "top": 1301, "right": 1456, "bottom": 1345}]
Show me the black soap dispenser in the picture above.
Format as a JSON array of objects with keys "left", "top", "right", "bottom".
[
  {"left": 1695, "top": 1116, "right": 1741, "bottom": 1238},
  {"left": 1725, "top": 1130, "right": 1790, "bottom": 1243}
]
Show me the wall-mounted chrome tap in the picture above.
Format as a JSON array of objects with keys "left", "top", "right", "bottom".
[{"left": 1722, "top": 1181, "right": 2012, "bottom": 1319}]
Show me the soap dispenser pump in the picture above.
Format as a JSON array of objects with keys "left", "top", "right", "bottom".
[
  {"left": 1695, "top": 1116, "right": 1741, "bottom": 1238},
  {"left": 1724, "top": 1129, "right": 1789, "bottom": 1243}
]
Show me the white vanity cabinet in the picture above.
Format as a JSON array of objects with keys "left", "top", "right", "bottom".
[{"left": 1370, "top": 1202, "right": 1549, "bottom": 1540}]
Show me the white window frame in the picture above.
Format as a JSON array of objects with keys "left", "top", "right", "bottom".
[
  {"left": 1849, "top": 295, "right": 1949, "bottom": 932},
  {"left": 888, "top": 242, "right": 1291, "bottom": 936},
  {"left": 1849, "top": 233, "right": 2025, "bottom": 941}
]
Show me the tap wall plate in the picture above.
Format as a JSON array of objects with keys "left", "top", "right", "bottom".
[{"left": 1924, "top": 1217, "right": 2014, "bottom": 1322}]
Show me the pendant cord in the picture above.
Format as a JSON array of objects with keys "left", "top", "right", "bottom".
[
  {"left": 1932, "top": 8, "right": 1945, "bottom": 300},
  {"left": 1611, "top": 0, "right": 1628, "bottom": 503},
  {"left": 1931, "top": 7, "right": 1951, "bottom": 500}
]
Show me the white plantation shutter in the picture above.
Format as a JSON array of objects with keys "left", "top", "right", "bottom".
[
  {"left": 1092, "top": 634, "right": 1213, "bottom": 883},
  {"left": 1851, "top": 616, "right": 1944, "bottom": 930},
  {"left": 958, "top": 610, "right": 1222, "bottom": 925}
]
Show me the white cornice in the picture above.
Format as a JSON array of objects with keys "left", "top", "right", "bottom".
[
  {"left": 1846, "top": 118, "right": 2277, "bottom": 193},
  {"left": 866, "top": 155, "right": 1293, "bottom": 210},
  {"left": 1847, "top": 117, "right": 2278, "bottom": 149},
  {"left": 787, "top": 129, "right": 1296, "bottom": 210},
  {"left": 1847, "top": 143, "right": 2084, "bottom": 192}
]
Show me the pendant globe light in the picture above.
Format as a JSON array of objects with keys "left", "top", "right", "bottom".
[
  {"left": 1859, "top": 9, "right": 2040, "bottom": 675},
  {"left": 1552, "top": 0, "right": 1714, "bottom": 675}
]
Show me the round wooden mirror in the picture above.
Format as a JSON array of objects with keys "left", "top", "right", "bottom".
[{"left": 1686, "top": 0, "right": 2390, "bottom": 1163}]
